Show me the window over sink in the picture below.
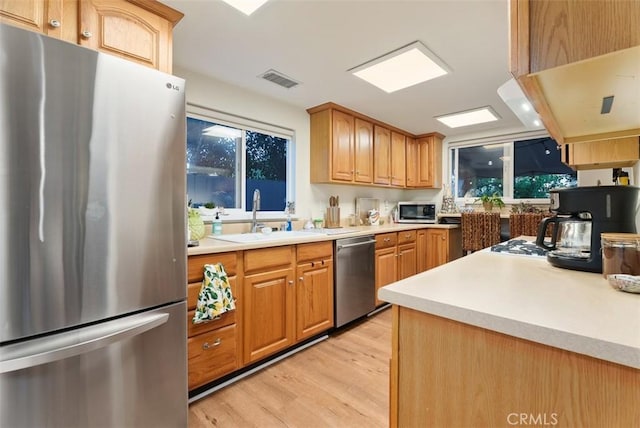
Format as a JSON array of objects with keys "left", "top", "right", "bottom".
[
  {"left": 186, "top": 104, "right": 295, "bottom": 216},
  {"left": 449, "top": 131, "right": 577, "bottom": 202}
]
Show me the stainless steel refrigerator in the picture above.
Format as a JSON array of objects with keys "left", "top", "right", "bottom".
[{"left": 0, "top": 23, "right": 188, "bottom": 427}]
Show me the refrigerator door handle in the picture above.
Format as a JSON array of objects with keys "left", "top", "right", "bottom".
[{"left": 0, "top": 312, "right": 169, "bottom": 374}]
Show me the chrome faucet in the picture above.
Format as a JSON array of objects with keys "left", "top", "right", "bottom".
[{"left": 251, "top": 189, "right": 264, "bottom": 233}]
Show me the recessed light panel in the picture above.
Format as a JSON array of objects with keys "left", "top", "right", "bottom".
[
  {"left": 221, "top": 0, "right": 269, "bottom": 16},
  {"left": 436, "top": 107, "right": 500, "bottom": 128},
  {"left": 349, "top": 41, "right": 450, "bottom": 93}
]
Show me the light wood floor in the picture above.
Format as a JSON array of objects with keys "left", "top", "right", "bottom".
[{"left": 188, "top": 308, "right": 392, "bottom": 428}]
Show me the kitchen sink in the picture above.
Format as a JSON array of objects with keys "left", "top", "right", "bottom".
[{"left": 211, "top": 230, "right": 326, "bottom": 243}]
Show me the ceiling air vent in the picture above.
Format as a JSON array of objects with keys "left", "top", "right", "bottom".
[{"left": 260, "top": 69, "right": 300, "bottom": 89}]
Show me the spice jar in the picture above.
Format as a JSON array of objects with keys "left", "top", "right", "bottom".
[{"left": 601, "top": 233, "right": 640, "bottom": 277}]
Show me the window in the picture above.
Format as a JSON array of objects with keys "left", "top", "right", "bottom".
[
  {"left": 186, "top": 106, "right": 294, "bottom": 215},
  {"left": 450, "top": 134, "right": 577, "bottom": 201}
]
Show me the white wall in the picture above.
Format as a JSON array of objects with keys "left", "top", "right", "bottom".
[{"left": 174, "top": 67, "right": 444, "bottom": 223}]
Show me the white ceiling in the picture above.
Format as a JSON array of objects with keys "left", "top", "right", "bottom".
[{"left": 166, "top": 0, "right": 526, "bottom": 139}]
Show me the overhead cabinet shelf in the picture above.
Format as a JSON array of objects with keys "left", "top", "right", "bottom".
[{"left": 510, "top": 0, "right": 640, "bottom": 147}]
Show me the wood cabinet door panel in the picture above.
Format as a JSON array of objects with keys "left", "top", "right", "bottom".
[
  {"left": 1, "top": 0, "right": 47, "bottom": 33},
  {"left": 416, "top": 230, "right": 428, "bottom": 273},
  {"left": 354, "top": 118, "right": 374, "bottom": 183},
  {"left": 417, "top": 137, "right": 434, "bottom": 187},
  {"left": 296, "top": 259, "right": 333, "bottom": 341},
  {"left": 425, "top": 229, "right": 448, "bottom": 270},
  {"left": 375, "top": 247, "right": 397, "bottom": 306},
  {"left": 405, "top": 137, "right": 418, "bottom": 187},
  {"left": 331, "top": 110, "right": 355, "bottom": 181},
  {"left": 373, "top": 125, "right": 391, "bottom": 185},
  {"left": 188, "top": 324, "right": 238, "bottom": 390},
  {"left": 79, "top": 0, "right": 172, "bottom": 72},
  {"left": 390, "top": 131, "right": 406, "bottom": 187},
  {"left": 243, "top": 268, "right": 294, "bottom": 364},
  {"left": 397, "top": 243, "right": 416, "bottom": 280}
]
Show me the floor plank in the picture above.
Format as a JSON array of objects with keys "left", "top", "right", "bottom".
[{"left": 189, "top": 308, "right": 392, "bottom": 428}]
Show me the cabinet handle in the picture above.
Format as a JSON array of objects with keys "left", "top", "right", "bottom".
[
  {"left": 49, "top": 19, "right": 61, "bottom": 28},
  {"left": 202, "top": 338, "right": 221, "bottom": 350},
  {"left": 311, "top": 261, "right": 315, "bottom": 267},
  {"left": 288, "top": 280, "right": 294, "bottom": 285},
  {"left": 81, "top": 30, "right": 92, "bottom": 39},
  {"left": 299, "top": 277, "right": 304, "bottom": 281},
  {"left": 321, "top": 259, "right": 325, "bottom": 265}
]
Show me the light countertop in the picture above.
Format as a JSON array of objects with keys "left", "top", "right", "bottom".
[
  {"left": 188, "top": 223, "right": 458, "bottom": 255},
  {"left": 378, "top": 238, "right": 640, "bottom": 369}
]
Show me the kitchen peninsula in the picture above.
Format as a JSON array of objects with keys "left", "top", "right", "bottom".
[{"left": 379, "top": 242, "right": 640, "bottom": 427}]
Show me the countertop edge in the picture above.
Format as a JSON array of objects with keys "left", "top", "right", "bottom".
[{"left": 188, "top": 223, "right": 459, "bottom": 255}]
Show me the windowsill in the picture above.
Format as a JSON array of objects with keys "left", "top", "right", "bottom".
[{"left": 200, "top": 212, "right": 300, "bottom": 224}]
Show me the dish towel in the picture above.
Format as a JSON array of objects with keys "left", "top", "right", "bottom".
[{"left": 192, "top": 263, "right": 236, "bottom": 324}]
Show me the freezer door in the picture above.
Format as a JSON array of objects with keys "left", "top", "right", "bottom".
[
  {"left": 0, "top": 301, "right": 187, "bottom": 428},
  {"left": 0, "top": 23, "right": 187, "bottom": 342}
]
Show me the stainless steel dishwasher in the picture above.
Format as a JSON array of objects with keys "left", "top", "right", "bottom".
[{"left": 334, "top": 235, "right": 376, "bottom": 327}]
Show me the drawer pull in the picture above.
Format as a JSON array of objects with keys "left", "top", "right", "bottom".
[
  {"left": 81, "top": 30, "right": 92, "bottom": 39},
  {"left": 49, "top": 19, "right": 61, "bottom": 28},
  {"left": 202, "top": 338, "right": 222, "bottom": 350}
]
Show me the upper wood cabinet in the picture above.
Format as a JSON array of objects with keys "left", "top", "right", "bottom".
[
  {"left": 0, "top": 0, "right": 183, "bottom": 73},
  {"left": 373, "top": 125, "right": 391, "bottom": 185},
  {"left": 390, "top": 131, "right": 406, "bottom": 187},
  {"left": 373, "top": 128, "right": 406, "bottom": 187},
  {"left": 308, "top": 102, "right": 443, "bottom": 189},
  {"left": 309, "top": 105, "right": 374, "bottom": 185},
  {"left": 354, "top": 118, "right": 374, "bottom": 183},
  {"left": 509, "top": 0, "right": 640, "bottom": 145},
  {"left": 560, "top": 137, "right": 640, "bottom": 170},
  {"left": 407, "top": 134, "right": 443, "bottom": 188}
]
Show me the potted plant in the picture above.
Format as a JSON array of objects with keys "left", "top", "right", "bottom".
[
  {"left": 475, "top": 193, "right": 505, "bottom": 212},
  {"left": 198, "top": 202, "right": 216, "bottom": 216}
]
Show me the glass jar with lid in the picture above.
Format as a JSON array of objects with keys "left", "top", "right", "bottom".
[{"left": 601, "top": 233, "right": 640, "bottom": 277}]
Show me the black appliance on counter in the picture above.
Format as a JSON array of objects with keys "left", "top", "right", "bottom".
[{"left": 536, "top": 186, "right": 639, "bottom": 273}]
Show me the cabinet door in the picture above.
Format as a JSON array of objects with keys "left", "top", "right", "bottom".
[
  {"left": 375, "top": 246, "right": 397, "bottom": 306},
  {"left": 331, "top": 110, "right": 355, "bottom": 182},
  {"left": 296, "top": 258, "right": 333, "bottom": 341},
  {"left": 0, "top": 0, "right": 75, "bottom": 39},
  {"left": 79, "top": 0, "right": 174, "bottom": 72},
  {"left": 425, "top": 229, "right": 448, "bottom": 270},
  {"left": 243, "top": 267, "right": 294, "bottom": 364},
  {"left": 373, "top": 125, "right": 391, "bottom": 185},
  {"left": 390, "top": 131, "right": 406, "bottom": 187},
  {"left": 416, "top": 230, "right": 428, "bottom": 273},
  {"left": 397, "top": 243, "right": 416, "bottom": 280},
  {"left": 562, "top": 137, "right": 639, "bottom": 170},
  {"left": 406, "top": 137, "right": 418, "bottom": 188},
  {"left": 354, "top": 118, "right": 374, "bottom": 184},
  {"left": 417, "top": 136, "right": 435, "bottom": 187}
]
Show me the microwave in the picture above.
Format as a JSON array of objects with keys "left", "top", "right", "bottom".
[{"left": 397, "top": 202, "right": 436, "bottom": 223}]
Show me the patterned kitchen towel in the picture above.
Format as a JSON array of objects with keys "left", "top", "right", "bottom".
[{"left": 192, "top": 263, "right": 236, "bottom": 324}]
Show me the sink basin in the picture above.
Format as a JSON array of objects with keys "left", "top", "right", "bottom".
[{"left": 211, "top": 230, "right": 326, "bottom": 243}]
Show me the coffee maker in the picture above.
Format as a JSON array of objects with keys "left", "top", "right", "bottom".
[{"left": 536, "top": 186, "right": 639, "bottom": 272}]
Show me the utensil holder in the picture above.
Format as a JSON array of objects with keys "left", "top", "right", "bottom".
[{"left": 326, "top": 207, "right": 340, "bottom": 228}]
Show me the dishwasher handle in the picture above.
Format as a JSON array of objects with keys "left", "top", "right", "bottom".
[{"left": 336, "top": 239, "right": 376, "bottom": 250}]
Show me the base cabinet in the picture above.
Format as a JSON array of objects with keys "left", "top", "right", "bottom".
[
  {"left": 390, "top": 306, "right": 640, "bottom": 428},
  {"left": 296, "top": 242, "right": 334, "bottom": 341},
  {"left": 186, "top": 251, "right": 241, "bottom": 390},
  {"left": 243, "top": 246, "right": 295, "bottom": 365}
]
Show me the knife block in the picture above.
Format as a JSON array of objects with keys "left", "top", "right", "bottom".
[{"left": 325, "top": 207, "right": 340, "bottom": 228}]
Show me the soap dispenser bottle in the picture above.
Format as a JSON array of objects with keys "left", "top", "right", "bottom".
[{"left": 212, "top": 212, "right": 222, "bottom": 235}]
